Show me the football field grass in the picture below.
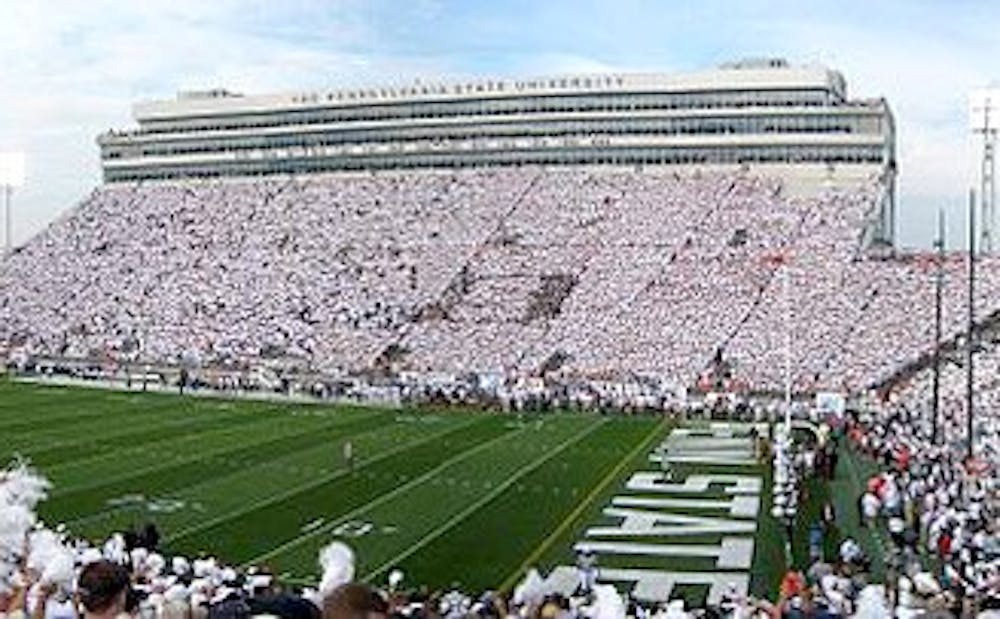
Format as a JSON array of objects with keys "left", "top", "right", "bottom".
[{"left": 2, "top": 380, "right": 786, "bottom": 600}]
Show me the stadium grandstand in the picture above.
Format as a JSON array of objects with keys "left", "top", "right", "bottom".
[
  {"left": 6, "top": 58, "right": 1000, "bottom": 405},
  {"left": 98, "top": 58, "right": 897, "bottom": 241},
  {"left": 1, "top": 59, "right": 937, "bottom": 391}
]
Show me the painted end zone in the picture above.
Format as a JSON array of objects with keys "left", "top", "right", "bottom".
[{"left": 529, "top": 423, "right": 778, "bottom": 607}]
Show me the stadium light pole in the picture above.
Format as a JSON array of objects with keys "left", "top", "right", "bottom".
[
  {"left": 966, "top": 189, "right": 976, "bottom": 461},
  {"left": 972, "top": 92, "right": 996, "bottom": 253},
  {"left": 931, "top": 209, "right": 944, "bottom": 445},
  {"left": 783, "top": 258, "right": 792, "bottom": 436},
  {"left": 0, "top": 152, "right": 26, "bottom": 255},
  {"left": 3, "top": 184, "right": 10, "bottom": 255}
]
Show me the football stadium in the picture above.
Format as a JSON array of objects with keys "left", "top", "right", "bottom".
[{"left": 0, "top": 45, "right": 998, "bottom": 619}]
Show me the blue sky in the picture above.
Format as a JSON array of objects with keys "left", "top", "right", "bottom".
[{"left": 1, "top": 0, "right": 997, "bottom": 248}]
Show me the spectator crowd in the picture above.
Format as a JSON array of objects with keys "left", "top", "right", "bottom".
[{"left": 3, "top": 167, "right": 1000, "bottom": 395}]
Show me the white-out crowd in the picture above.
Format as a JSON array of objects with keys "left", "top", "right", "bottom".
[
  {"left": 3, "top": 167, "right": 1000, "bottom": 395},
  {"left": 839, "top": 403, "right": 999, "bottom": 616}
]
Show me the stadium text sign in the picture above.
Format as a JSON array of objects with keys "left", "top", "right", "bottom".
[{"left": 539, "top": 424, "right": 763, "bottom": 605}]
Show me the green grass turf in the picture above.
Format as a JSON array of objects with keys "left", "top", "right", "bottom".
[
  {"left": 515, "top": 423, "right": 785, "bottom": 606},
  {"left": 3, "top": 380, "right": 782, "bottom": 597},
  {"left": 425, "top": 418, "right": 669, "bottom": 592},
  {"left": 824, "top": 441, "right": 892, "bottom": 579}
]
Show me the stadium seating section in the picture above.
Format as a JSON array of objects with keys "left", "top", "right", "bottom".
[{"left": 2, "top": 168, "right": 999, "bottom": 394}]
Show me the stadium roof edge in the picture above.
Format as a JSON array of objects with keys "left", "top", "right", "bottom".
[{"left": 131, "top": 62, "right": 851, "bottom": 122}]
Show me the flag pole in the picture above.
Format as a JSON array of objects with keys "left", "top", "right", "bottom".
[
  {"left": 783, "top": 258, "right": 792, "bottom": 436},
  {"left": 966, "top": 189, "right": 976, "bottom": 460},
  {"left": 931, "top": 209, "right": 944, "bottom": 444}
]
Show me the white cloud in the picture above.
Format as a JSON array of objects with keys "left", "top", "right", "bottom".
[
  {"left": 0, "top": 0, "right": 447, "bottom": 244},
  {"left": 753, "top": 8, "right": 998, "bottom": 247}
]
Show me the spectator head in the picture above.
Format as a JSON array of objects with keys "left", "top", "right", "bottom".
[
  {"left": 77, "top": 560, "right": 131, "bottom": 618},
  {"left": 322, "top": 583, "right": 388, "bottom": 619}
]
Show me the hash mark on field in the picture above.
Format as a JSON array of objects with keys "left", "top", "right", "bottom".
[
  {"left": 165, "top": 417, "right": 483, "bottom": 542},
  {"left": 301, "top": 519, "right": 326, "bottom": 534},
  {"left": 362, "top": 419, "right": 607, "bottom": 581},
  {"left": 244, "top": 421, "right": 539, "bottom": 565}
]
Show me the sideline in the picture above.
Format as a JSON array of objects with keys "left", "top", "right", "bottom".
[{"left": 14, "top": 375, "right": 399, "bottom": 409}]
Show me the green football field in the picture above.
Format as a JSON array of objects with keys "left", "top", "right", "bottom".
[{"left": 1, "top": 380, "right": 788, "bottom": 601}]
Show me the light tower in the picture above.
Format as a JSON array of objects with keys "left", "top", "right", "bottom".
[
  {"left": 972, "top": 89, "right": 998, "bottom": 253},
  {"left": 0, "top": 152, "right": 26, "bottom": 255}
]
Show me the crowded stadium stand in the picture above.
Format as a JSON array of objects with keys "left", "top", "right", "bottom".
[
  {"left": 4, "top": 58, "right": 998, "bottom": 404},
  {"left": 98, "top": 58, "right": 897, "bottom": 241}
]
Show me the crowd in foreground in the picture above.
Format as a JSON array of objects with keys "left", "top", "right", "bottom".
[
  {"left": 839, "top": 407, "right": 999, "bottom": 615},
  {"left": 742, "top": 414, "right": 999, "bottom": 618}
]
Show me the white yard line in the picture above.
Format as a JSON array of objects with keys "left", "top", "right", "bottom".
[
  {"left": 498, "top": 419, "right": 668, "bottom": 591},
  {"left": 167, "top": 416, "right": 484, "bottom": 542},
  {"left": 48, "top": 413, "right": 324, "bottom": 494},
  {"left": 61, "top": 413, "right": 402, "bottom": 528},
  {"left": 6, "top": 406, "right": 242, "bottom": 455},
  {"left": 243, "top": 418, "right": 550, "bottom": 566},
  {"left": 42, "top": 403, "right": 314, "bottom": 476},
  {"left": 362, "top": 419, "right": 607, "bottom": 581}
]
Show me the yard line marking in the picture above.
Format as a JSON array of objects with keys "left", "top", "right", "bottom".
[
  {"left": 43, "top": 404, "right": 300, "bottom": 473},
  {"left": 6, "top": 405, "right": 258, "bottom": 463},
  {"left": 363, "top": 419, "right": 607, "bottom": 582},
  {"left": 166, "top": 416, "right": 485, "bottom": 543},
  {"left": 47, "top": 409, "right": 350, "bottom": 494},
  {"left": 243, "top": 418, "right": 538, "bottom": 566},
  {"left": 46, "top": 407, "right": 376, "bottom": 490},
  {"left": 0, "top": 396, "right": 197, "bottom": 443},
  {"left": 498, "top": 419, "right": 669, "bottom": 592},
  {"left": 0, "top": 389, "right": 133, "bottom": 423},
  {"left": 60, "top": 412, "right": 398, "bottom": 528}
]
